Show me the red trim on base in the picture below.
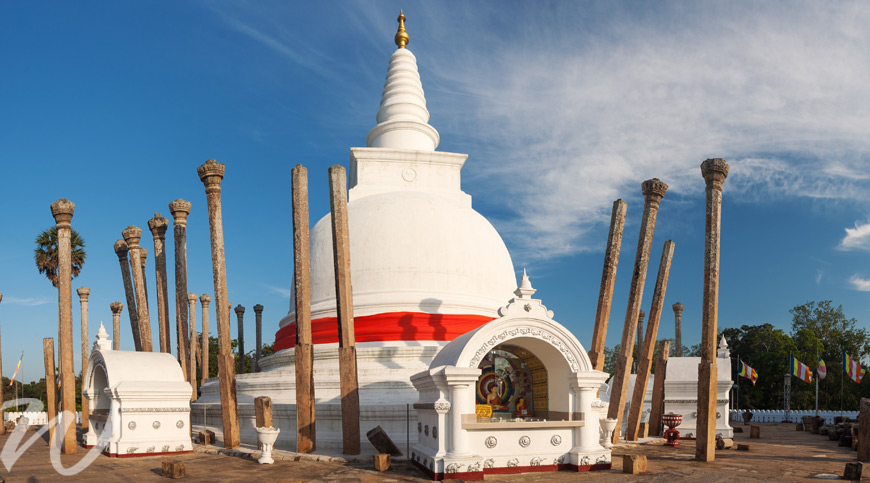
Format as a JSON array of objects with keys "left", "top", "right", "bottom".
[
  {"left": 274, "top": 312, "right": 494, "bottom": 351},
  {"left": 411, "top": 459, "right": 611, "bottom": 480}
]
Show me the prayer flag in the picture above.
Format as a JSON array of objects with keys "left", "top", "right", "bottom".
[
  {"left": 817, "top": 357, "right": 827, "bottom": 380},
  {"left": 738, "top": 360, "right": 758, "bottom": 385},
  {"left": 790, "top": 356, "right": 813, "bottom": 383},
  {"left": 8, "top": 352, "right": 22, "bottom": 386},
  {"left": 844, "top": 351, "right": 866, "bottom": 383}
]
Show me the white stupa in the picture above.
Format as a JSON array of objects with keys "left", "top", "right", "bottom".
[{"left": 194, "top": 12, "right": 517, "bottom": 450}]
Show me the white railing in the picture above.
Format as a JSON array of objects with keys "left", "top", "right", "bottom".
[
  {"left": 3, "top": 411, "right": 82, "bottom": 426},
  {"left": 729, "top": 409, "right": 858, "bottom": 424}
]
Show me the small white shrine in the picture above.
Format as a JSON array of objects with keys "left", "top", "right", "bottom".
[
  {"left": 83, "top": 323, "right": 193, "bottom": 456},
  {"left": 410, "top": 273, "right": 610, "bottom": 480},
  {"left": 662, "top": 336, "right": 734, "bottom": 440}
]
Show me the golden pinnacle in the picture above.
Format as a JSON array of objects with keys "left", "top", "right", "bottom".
[{"left": 395, "top": 9, "right": 409, "bottom": 49}]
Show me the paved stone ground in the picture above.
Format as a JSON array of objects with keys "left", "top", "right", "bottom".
[{"left": 0, "top": 422, "right": 861, "bottom": 481}]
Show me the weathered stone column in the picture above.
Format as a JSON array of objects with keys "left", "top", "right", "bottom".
[
  {"left": 292, "top": 164, "right": 316, "bottom": 453},
  {"left": 636, "top": 310, "right": 645, "bottom": 359},
  {"left": 589, "top": 199, "right": 627, "bottom": 372},
  {"left": 77, "top": 286, "right": 90, "bottom": 435},
  {"left": 253, "top": 304, "right": 263, "bottom": 372},
  {"left": 197, "top": 159, "right": 240, "bottom": 449},
  {"left": 110, "top": 302, "right": 124, "bottom": 351},
  {"left": 648, "top": 339, "right": 670, "bottom": 436},
  {"left": 697, "top": 158, "right": 729, "bottom": 462},
  {"left": 234, "top": 305, "right": 245, "bottom": 374},
  {"left": 329, "top": 164, "right": 361, "bottom": 455},
  {"left": 140, "top": 248, "right": 150, "bottom": 308},
  {"left": 673, "top": 302, "right": 684, "bottom": 357},
  {"left": 121, "top": 226, "right": 153, "bottom": 352},
  {"left": 200, "top": 294, "right": 211, "bottom": 386},
  {"left": 43, "top": 337, "right": 57, "bottom": 447},
  {"left": 148, "top": 213, "right": 172, "bottom": 354},
  {"left": 113, "top": 239, "right": 141, "bottom": 351},
  {"left": 51, "top": 198, "right": 77, "bottom": 454},
  {"left": 606, "top": 179, "right": 667, "bottom": 445},
  {"left": 188, "top": 293, "right": 198, "bottom": 401},
  {"left": 0, "top": 293, "right": 4, "bottom": 435},
  {"left": 169, "top": 199, "right": 192, "bottom": 380},
  {"left": 626, "top": 241, "right": 675, "bottom": 441}
]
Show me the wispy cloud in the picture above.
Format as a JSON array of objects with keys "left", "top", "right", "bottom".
[
  {"left": 816, "top": 269, "right": 824, "bottom": 285},
  {"left": 840, "top": 221, "right": 870, "bottom": 251},
  {"left": 849, "top": 275, "right": 870, "bottom": 292},
  {"left": 264, "top": 284, "right": 292, "bottom": 298},
  {"left": 3, "top": 296, "right": 51, "bottom": 307}
]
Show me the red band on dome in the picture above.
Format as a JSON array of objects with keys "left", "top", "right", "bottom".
[{"left": 273, "top": 312, "right": 494, "bottom": 352}]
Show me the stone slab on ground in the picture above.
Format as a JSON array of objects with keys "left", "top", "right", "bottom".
[
  {"left": 750, "top": 425, "right": 761, "bottom": 438},
  {"left": 623, "top": 454, "right": 647, "bottom": 474},
  {"left": 844, "top": 461, "right": 862, "bottom": 480},
  {"left": 373, "top": 453, "right": 390, "bottom": 472},
  {"left": 161, "top": 460, "right": 185, "bottom": 479}
]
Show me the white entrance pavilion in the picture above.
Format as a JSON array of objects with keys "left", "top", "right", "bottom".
[{"left": 410, "top": 273, "right": 610, "bottom": 480}]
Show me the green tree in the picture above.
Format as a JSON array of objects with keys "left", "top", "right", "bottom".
[
  {"left": 722, "top": 324, "right": 795, "bottom": 409},
  {"left": 34, "top": 226, "right": 86, "bottom": 287},
  {"left": 790, "top": 300, "right": 870, "bottom": 410}
]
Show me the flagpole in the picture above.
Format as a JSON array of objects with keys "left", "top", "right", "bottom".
[
  {"left": 841, "top": 350, "right": 844, "bottom": 417},
  {"left": 815, "top": 346, "right": 819, "bottom": 416}
]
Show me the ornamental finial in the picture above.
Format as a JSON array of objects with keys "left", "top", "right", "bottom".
[{"left": 395, "top": 10, "right": 409, "bottom": 49}]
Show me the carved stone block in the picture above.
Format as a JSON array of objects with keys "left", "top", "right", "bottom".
[
  {"left": 366, "top": 425, "right": 402, "bottom": 456},
  {"left": 716, "top": 438, "right": 734, "bottom": 449},
  {"left": 737, "top": 443, "right": 751, "bottom": 451},
  {"left": 750, "top": 425, "right": 760, "bottom": 439},
  {"left": 844, "top": 462, "right": 863, "bottom": 481},
  {"left": 198, "top": 429, "right": 215, "bottom": 446},
  {"left": 161, "top": 460, "right": 185, "bottom": 479}
]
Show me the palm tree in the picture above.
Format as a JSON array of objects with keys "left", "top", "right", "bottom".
[{"left": 34, "top": 226, "right": 86, "bottom": 287}]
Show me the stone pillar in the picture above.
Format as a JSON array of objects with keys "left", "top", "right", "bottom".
[
  {"left": 626, "top": 241, "right": 675, "bottom": 441},
  {"left": 188, "top": 293, "right": 198, "bottom": 401},
  {"left": 110, "top": 302, "right": 124, "bottom": 351},
  {"left": 292, "top": 164, "right": 316, "bottom": 453},
  {"left": 197, "top": 159, "right": 240, "bottom": 449},
  {"left": 606, "top": 179, "right": 667, "bottom": 445},
  {"left": 168, "top": 200, "right": 192, "bottom": 380},
  {"left": 140, "top": 247, "right": 150, "bottom": 308},
  {"left": 234, "top": 305, "right": 245, "bottom": 374},
  {"left": 77, "top": 286, "right": 90, "bottom": 435},
  {"left": 253, "top": 304, "right": 263, "bottom": 372},
  {"left": 648, "top": 339, "right": 670, "bottom": 436},
  {"left": 113, "top": 239, "right": 141, "bottom": 351},
  {"left": 859, "top": 398, "right": 870, "bottom": 461},
  {"left": 673, "top": 302, "right": 684, "bottom": 357},
  {"left": 51, "top": 198, "right": 77, "bottom": 454},
  {"left": 43, "top": 337, "right": 57, "bottom": 447},
  {"left": 697, "top": 158, "right": 729, "bottom": 462},
  {"left": 589, "top": 199, "right": 627, "bottom": 372},
  {"left": 0, "top": 293, "right": 4, "bottom": 435},
  {"left": 148, "top": 213, "right": 172, "bottom": 354},
  {"left": 636, "top": 310, "right": 645, "bottom": 359},
  {"left": 329, "top": 165, "right": 361, "bottom": 455},
  {"left": 200, "top": 294, "right": 211, "bottom": 386},
  {"left": 121, "top": 226, "right": 153, "bottom": 352}
]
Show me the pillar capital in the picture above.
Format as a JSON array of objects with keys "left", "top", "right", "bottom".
[
  {"left": 253, "top": 304, "right": 263, "bottom": 314},
  {"left": 121, "top": 226, "right": 143, "bottom": 248},
  {"left": 50, "top": 198, "right": 75, "bottom": 227},
  {"left": 139, "top": 247, "right": 148, "bottom": 264},
  {"left": 113, "top": 239, "right": 129, "bottom": 260},
  {"left": 700, "top": 158, "right": 729, "bottom": 190},
  {"left": 672, "top": 302, "right": 684, "bottom": 313},
  {"left": 110, "top": 301, "right": 124, "bottom": 314},
  {"left": 641, "top": 178, "right": 668, "bottom": 204},
  {"left": 76, "top": 287, "right": 90, "bottom": 299},
  {"left": 168, "top": 199, "right": 192, "bottom": 225},
  {"left": 638, "top": 309, "right": 645, "bottom": 320},
  {"left": 188, "top": 293, "right": 198, "bottom": 303},
  {"left": 148, "top": 213, "right": 169, "bottom": 238},
  {"left": 197, "top": 159, "right": 225, "bottom": 193},
  {"left": 0, "top": 293, "right": 3, "bottom": 304},
  {"left": 200, "top": 294, "right": 211, "bottom": 306},
  {"left": 235, "top": 304, "right": 245, "bottom": 315}
]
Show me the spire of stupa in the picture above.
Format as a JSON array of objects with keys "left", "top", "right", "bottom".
[{"left": 366, "top": 11, "right": 440, "bottom": 151}]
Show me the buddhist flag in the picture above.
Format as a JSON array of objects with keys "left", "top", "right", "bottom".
[
  {"left": 738, "top": 360, "right": 758, "bottom": 385},
  {"left": 790, "top": 356, "right": 813, "bottom": 383},
  {"left": 8, "top": 352, "right": 22, "bottom": 386},
  {"left": 844, "top": 351, "right": 866, "bottom": 383},
  {"left": 817, "top": 357, "right": 827, "bottom": 380}
]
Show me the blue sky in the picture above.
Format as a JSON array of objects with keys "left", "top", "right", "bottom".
[{"left": 2, "top": 1, "right": 870, "bottom": 383}]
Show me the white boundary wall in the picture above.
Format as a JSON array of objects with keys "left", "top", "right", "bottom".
[
  {"left": 729, "top": 409, "right": 857, "bottom": 424},
  {"left": 2, "top": 411, "right": 82, "bottom": 425}
]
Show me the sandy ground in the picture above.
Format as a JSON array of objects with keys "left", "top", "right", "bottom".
[{"left": 0, "top": 422, "right": 862, "bottom": 481}]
